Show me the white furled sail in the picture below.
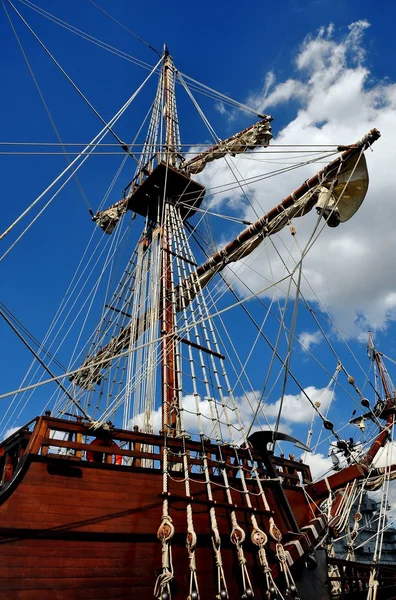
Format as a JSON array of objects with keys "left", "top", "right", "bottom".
[
  {"left": 181, "top": 118, "right": 273, "bottom": 175},
  {"left": 316, "top": 153, "right": 369, "bottom": 226},
  {"left": 93, "top": 199, "right": 127, "bottom": 234}
]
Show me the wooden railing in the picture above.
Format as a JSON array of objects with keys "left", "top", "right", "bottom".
[
  {"left": 130, "top": 152, "right": 160, "bottom": 191},
  {"left": 328, "top": 557, "right": 396, "bottom": 598},
  {"left": 0, "top": 415, "right": 312, "bottom": 486}
]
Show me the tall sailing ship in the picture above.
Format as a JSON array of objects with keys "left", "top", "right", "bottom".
[{"left": 1, "top": 3, "right": 396, "bottom": 599}]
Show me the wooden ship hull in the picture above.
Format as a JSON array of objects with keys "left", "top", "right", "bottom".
[
  {"left": 1, "top": 416, "right": 395, "bottom": 600},
  {"left": 0, "top": 416, "right": 329, "bottom": 600}
]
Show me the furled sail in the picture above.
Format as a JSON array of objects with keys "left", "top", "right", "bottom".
[
  {"left": 315, "top": 153, "right": 369, "bottom": 227},
  {"left": 176, "top": 191, "right": 317, "bottom": 310},
  {"left": 181, "top": 118, "right": 273, "bottom": 176},
  {"left": 92, "top": 199, "right": 127, "bottom": 234},
  {"left": 69, "top": 329, "right": 130, "bottom": 389},
  {"left": 69, "top": 311, "right": 151, "bottom": 389}
]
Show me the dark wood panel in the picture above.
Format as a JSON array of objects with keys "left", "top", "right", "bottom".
[
  {"left": 0, "top": 577, "right": 137, "bottom": 590},
  {"left": 0, "top": 447, "right": 311, "bottom": 599},
  {"left": 0, "top": 566, "right": 153, "bottom": 579},
  {"left": 7, "top": 589, "right": 148, "bottom": 600}
]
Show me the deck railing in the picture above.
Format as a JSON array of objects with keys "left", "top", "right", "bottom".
[
  {"left": 0, "top": 415, "right": 312, "bottom": 486},
  {"left": 327, "top": 556, "right": 396, "bottom": 598}
]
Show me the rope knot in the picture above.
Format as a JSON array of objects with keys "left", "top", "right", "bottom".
[
  {"left": 157, "top": 517, "right": 175, "bottom": 541},
  {"left": 276, "top": 543, "right": 287, "bottom": 563}
]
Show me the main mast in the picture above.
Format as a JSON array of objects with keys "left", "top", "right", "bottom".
[
  {"left": 118, "top": 46, "right": 204, "bottom": 437},
  {"left": 82, "top": 51, "right": 380, "bottom": 456},
  {"left": 161, "top": 47, "right": 180, "bottom": 435}
]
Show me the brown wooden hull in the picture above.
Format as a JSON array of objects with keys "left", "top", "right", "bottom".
[
  {"left": 4, "top": 417, "right": 390, "bottom": 600},
  {"left": 0, "top": 454, "right": 305, "bottom": 599}
]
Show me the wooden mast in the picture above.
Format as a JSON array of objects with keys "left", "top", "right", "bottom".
[
  {"left": 161, "top": 47, "right": 179, "bottom": 436},
  {"left": 308, "top": 334, "right": 396, "bottom": 500},
  {"left": 368, "top": 331, "right": 394, "bottom": 405},
  {"left": 361, "top": 332, "right": 396, "bottom": 466},
  {"left": 163, "top": 46, "right": 177, "bottom": 168}
]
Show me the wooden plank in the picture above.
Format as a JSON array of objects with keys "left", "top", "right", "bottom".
[
  {"left": 0, "top": 566, "right": 154, "bottom": 579},
  {"left": 0, "top": 556, "right": 133, "bottom": 568},
  {"left": 8, "top": 589, "right": 149, "bottom": 600},
  {"left": 41, "top": 437, "right": 163, "bottom": 461},
  {"left": 0, "top": 577, "right": 137, "bottom": 591}
]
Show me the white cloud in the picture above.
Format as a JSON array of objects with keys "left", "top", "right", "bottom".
[
  {"left": 262, "top": 70, "right": 276, "bottom": 100},
  {"left": 132, "top": 391, "right": 292, "bottom": 442},
  {"left": 215, "top": 101, "right": 227, "bottom": 115},
  {"left": 298, "top": 330, "right": 322, "bottom": 352},
  {"left": 199, "top": 21, "right": 396, "bottom": 335},
  {"left": 304, "top": 451, "right": 333, "bottom": 481},
  {"left": 263, "top": 78, "right": 306, "bottom": 109},
  {"left": 247, "top": 70, "right": 280, "bottom": 110},
  {"left": 264, "top": 385, "right": 334, "bottom": 423},
  {"left": 2, "top": 427, "right": 19, "bottom": 441}
]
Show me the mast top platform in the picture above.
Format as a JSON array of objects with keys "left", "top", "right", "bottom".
[
  {"left": 126, "top": 157, "right": 206, "bottom": 222},
  {"left": 123, "top": 42, "right": 205, "bottom": 223}
]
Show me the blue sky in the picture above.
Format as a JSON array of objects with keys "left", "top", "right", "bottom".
[{"left": 1, "top": 0, "right": 396, "bottom": 475}]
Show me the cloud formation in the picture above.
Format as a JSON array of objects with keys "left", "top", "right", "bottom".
[
  {"left": 304, "top": 451, "right": 333, "bottom": 481},
  {"left": 200, "top": 21, "right": 396, "bottom": 335},
  {"left": 298, "top": 330, "right": 322, "bottom": 352},
  {"left": 133, "top": 385, "right": 331, "bottom": 447},
  {"left": 264, "top": 385, "right": 334, "bottom": 423}
]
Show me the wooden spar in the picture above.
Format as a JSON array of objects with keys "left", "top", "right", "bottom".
[
  {"left": 163, "top": 47, "right": 178, "bottom": 168},
  {"left": 307, "top": 425, "right": 396, "bottom": 502},
  {"left": 163, "top": 48, "right": 174, "bottom": 164},
  {"left": 189, "top": 128, "right": 380, "bottom": 284},
  {"left": 181, "top": 116, "right": 273, "bottom": 174},
  {"left": 307, "top": 463, "right": 368, "bottom": 501},
  {"left": 369, "top": 330, "right": 393, "bottom": 403}
]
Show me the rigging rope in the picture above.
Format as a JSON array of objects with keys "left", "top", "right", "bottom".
[
  {"left": 0, "top": 307, "right": 92, "bottom": 421},
  {"left": 7, "top": 0, "right": 140, "bottom": 165},
  {"left": 177, "top": 71, "right": 262, "bottom": 220},
  {"left": 16, "top": 0, "right": 270, "bottom": 117},
  {"left": 17, "top": 0, "right": 158, "bottom": 72},
  {"left": 86, "top": 0, "right": 161, "bottom": 57},
  {"left": 2, "top": 0, "right": 93, "bottom": 216},
  {"left": 0, "top": 57, "right": 161, "bottom": 246},
  {"left": 274, "top": 261, "right": 303, "bottom": 437},
  {"left": 0, "top": 302, "right": 66, "bottom": 372}
]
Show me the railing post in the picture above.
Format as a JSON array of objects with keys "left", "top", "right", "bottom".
[{"left": 75, "top": 417, "right": 83, "bottom": 459}]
